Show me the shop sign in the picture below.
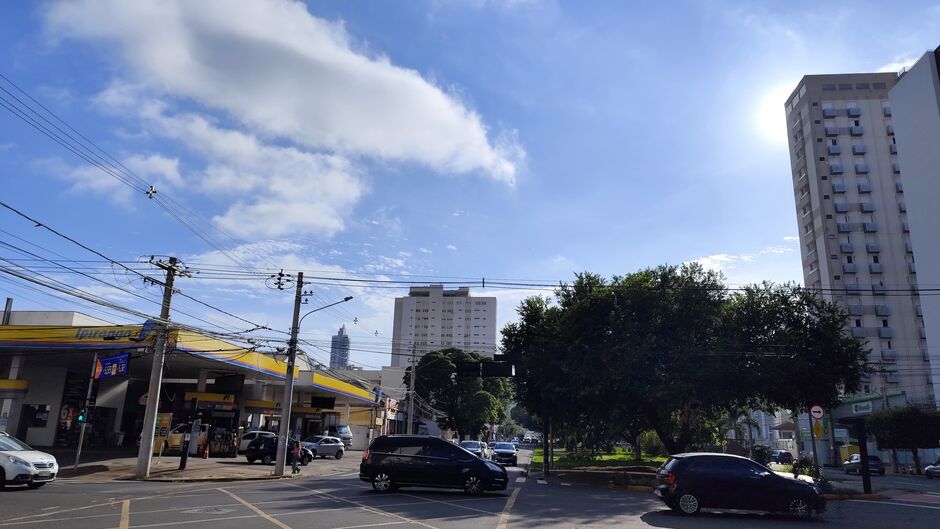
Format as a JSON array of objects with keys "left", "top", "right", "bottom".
[
  {"left": 95, "top": 353, "right": 129, "bottom": 379},
  {"left": 0, "top": 379, "right": 28, "bottom": 399},
  {"left": 851, "top": 401, "right": 873, "bottom": 415}
]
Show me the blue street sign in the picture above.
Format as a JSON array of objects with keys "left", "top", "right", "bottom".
[{"left": 95, "top": 353, "right": 130, "bottom": 379}]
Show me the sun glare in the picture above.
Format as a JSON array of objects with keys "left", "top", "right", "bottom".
[{"left": 755, "top": 84, "right": 797, "bottom": 144}]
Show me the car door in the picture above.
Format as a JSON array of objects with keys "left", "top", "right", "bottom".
[
  {"left": 736, "top": 460, "right": 780, "bottom": 511},
  {"left": 240, "top": 432, "right": 256, "bottom": 452},
  {"left": 324, "top": 438, "right": 340, "bottom": 457},
  {"left": 701, "top": 457, "right": 748, "bottom": 510},
  {"left": 426, "top": 439, "right": 475, "bottom": 486}
]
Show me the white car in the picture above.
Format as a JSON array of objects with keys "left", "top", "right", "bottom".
[
  {"left": 925, "top": 458, "right": 940, "bottom": 479},
  {"left": 0, "top": 431, "right": 58, "bottom": 489},
  {"left": 238, "top": 431, "right": 275, "bottom": 453}
]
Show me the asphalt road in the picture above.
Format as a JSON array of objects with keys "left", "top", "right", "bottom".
[
  {"left": 1, "top": 448, "right": 938, "bottom": 529},
  {"left": 822, "top": 467, "right": 940, "bottom": 494}
]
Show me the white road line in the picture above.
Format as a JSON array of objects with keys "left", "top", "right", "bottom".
[
  {"left": 332, "top": 522, "right": 407, "bottom": 529},
  {"left": 285, "top": 482, "right": 440, "bottom": 529},
  {"left": 218, "top": 488, "right": 292, "bottom": 529},
  {"left": 397, "top": 493, "right": 499, "bottom": 516},
  {"left": 515, "top": 477, "right": 526, "bottom": 483},
  {"left": 536, "top": 479, "right": 547, "bottom": 485},
  {"left": 849, "top": 499, "right": 940, "bottom": 510},
  {"left": 926, "top": 492, "right": 940, "bottom": 496},
  {"left": 560, "top": 483, "right": 571, "bottom": 486}
]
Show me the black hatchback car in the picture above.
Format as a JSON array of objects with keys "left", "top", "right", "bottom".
[
  {"left": 655, "top": 453, "right": 825, "bottom": 517},
  {"left": 360, "top": 435, "right": 508, "bottom": 494},
  {"left": 245, "top": 436, "right": 313, "bottom": 465}
]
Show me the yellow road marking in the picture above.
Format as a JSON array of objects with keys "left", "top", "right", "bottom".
[
  {"left": 118, "top": 500, "right": 130, "bottom": 529},
  {"left": 496, "top": 487, "right": 521, "bottom": 529},
  {"left": 285, "top": 483, "right": 440, "bottom": 529},
  {"left": 218, "top": 488, "right": 291, "bottom": 529}
]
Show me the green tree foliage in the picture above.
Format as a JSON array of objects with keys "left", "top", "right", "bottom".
[
  {"left": 867, "top": 407, "right": 940, "bottom": 474},
  {"left": 501, "top": 266, "right": 868, "bottom": 455},
  {"left": 406, "top": 348, "right": 512, "bottom": 440},
  {"left": 509, "top": 405, "right": 539, "bottom": 432}
]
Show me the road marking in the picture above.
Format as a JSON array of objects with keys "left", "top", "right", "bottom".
[
  {"left": 515, "top": 477, "right": 526, "bottom": 483},
  {"left": 560, "top": 483, "right": 571, "bottom": 486},
  {"left": 285, "top": 482, "right": 440, "bottom": 529},
  {"left": 495, "top": 486, "right": 521, "bottom": 529},
  {"left": 849, "top": 499, "right": 940, "bottom": 510},
  {"left": 927, "top": 492, "right": 940, "bottom": 497},
  {"left": 218, "top": 488, "right": 292, "bottom": 529},
  {"left": 536, "top": 479, "right": 547, "bottom": 484},
  {"left": 398, "top": 493, "right": 500, "bottom": 516},
  {"left": 333, "top": 522, "right": 407, "bottom": 529},
  {"left": 119, "top": 500, "right": 130, "bottom": 529}
]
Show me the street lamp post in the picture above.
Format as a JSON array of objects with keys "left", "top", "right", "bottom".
[{"left": 274, "top": 273, "right": 352, "bottom": 476}]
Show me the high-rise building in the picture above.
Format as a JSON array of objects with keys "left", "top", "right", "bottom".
[
  {"left": 329, "top": 325, "right": 350, "bottom": 369},
  {"left": 889, "top": 48, "right": 940, "bottom": 408},
  {"left": 785, "top": 73, "right": 934, "bottom": 407},
  {"left": 390, "top": 285, "right": 496, "bottom": 368}
]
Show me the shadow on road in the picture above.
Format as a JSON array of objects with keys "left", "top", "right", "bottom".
[{"left": 640, "top": 509, "right": 824, "bottom": 527}]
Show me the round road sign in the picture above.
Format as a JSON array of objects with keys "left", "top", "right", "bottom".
[{"left": 810, "top": 405, "right": 825, "bottom": 420}]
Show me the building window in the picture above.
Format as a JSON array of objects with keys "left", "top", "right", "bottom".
[{"left": 855, "top": 319, "right": 862, "bottom": 327}]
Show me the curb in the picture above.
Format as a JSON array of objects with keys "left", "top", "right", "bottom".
[{"left": 821, "top": 493, "right": 883, "bottom": 501}]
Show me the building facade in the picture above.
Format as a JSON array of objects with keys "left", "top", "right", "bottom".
[
  {"left": 329, "top": 325, "right": 350, "bottom": 369},
  {"left": 390, "top": 285, "right": 496, "bottom": 368},
  {"left": 889, "top": 47, "right": 940, "bottom": 408},
  {"left": 785, "top": 73, "right": 933, "bottom": 407}
]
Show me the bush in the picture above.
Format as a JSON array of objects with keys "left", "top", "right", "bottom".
[
  {"left": 752, "top": 445, "right": 772, "bottom": 466},
  {"left": 639, "top": 430, "right": 667, "bottom": 457}
]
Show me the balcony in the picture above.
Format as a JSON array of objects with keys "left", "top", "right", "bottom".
[
  {"left": 852, "top": 144, "right": 867, "bottom": 154},
  {"left": 883, "top": 106, "right": 892, "bottom": 117},
  {"left": 920, "top": 327, "right": 927, "bottom": 339},
  {"left": 855, "top": 162, "right": 870, "bottom": 174},
  {"left": 861, "top": 202, "right": 875, "bottom": 212},
  {"left": 848, "top": 107, "right": 861, "bottom": 117},
  {"left": 850, "top": 125, "right": 864, "bottom": 136},
  {"left": 869, "top": 263, "right": 884, "bottom": 274},
  {"left": 916, "top": 305, "right": 923, "bottom": 316},
  {"left": 823, "top": 108, "right": 838, "bottom": 118},
  {"left": 842, "top": 263, "right": 857, "bottom": 273},
  {"left": 866, "top": 242, "right": 880, "bottom": 253},
  {"left": 845, "top": 283, "right": 861, "bottom": 293},
  {"left": 840, "top": 243, "right": 854, "bottom": 253},
  {"left": 902, "top": 220, "right": 910, "bottom": 232},
  {"left": 837, "top": 222, "right": 852, "bottom": 233},
  {"left": 909, "top": 262, "right": 916, "bottom": 274},
  {"left": 858, "top": 182, "right": 872, "bottom": 193},
  {"left": 906, "top": 240, "right": 913, "bottom": 253},
  {"left": 873, "top": 284, "right": 887, "bottom": 295},
  {"left": 832, "top": 183, "right": 847, "bottom": 193},
  {"left": 827, "top": 144, "right": 842, "bottom": 155},
  {"left": 825, "top": 125, "right": 840, "bottom": 136},
  {"left": 885, "top": 373, "right": 899, "bottom": 383},
  {"left": 893, "top": 162, "right": 901, "bottom": 173},
  {"left": 895, "top": 181, "right": 903, "bottom": 192},
  {"left": 886, "top": 124, "right": 895, "bottom": 135},
  {"left": 863, "top": 222, "right": 878, "bottom": 232},
  {"left": 835, "top": 202, "right": 849, "bottom": 213},
  {"left": 899, "top": 202, "right": 906, "bottom": 212},
  {"left": 830, "top": 163, "right": 845, "bottom": 174},
  {"left": 875, "top": 305, "right": 891, "bottom": 316},
  {"left": 881, "top": 349, "right": 898, "bottom": 361},
  {"left": 848, "top": 304, "right": 864, "bottom": 315},
  {"left": 890, "top": 144, "right": 898, "bottom": 154},
  {"left": 851, "top": 327, "right": 866, "bottom": 338},
  {"left": 879, "top": 327, "right": 893, "bottom": 339}
]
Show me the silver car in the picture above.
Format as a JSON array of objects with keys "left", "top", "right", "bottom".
[
  {"left": 303, "top": 435, "right": 345, "bottom": 459},
  {"left": 0, "top": 432, "right": 59, "bottom": 489},
  {"left": 925, "top": 459, "right": 940, "bottom": 479}
]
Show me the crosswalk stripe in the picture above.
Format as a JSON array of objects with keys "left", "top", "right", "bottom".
[
  {"left": 536, "top": 479, "right": 547, "bottom": 485},
  {"left": 515, "top": 477, "right": 526, "bottom": 483}
]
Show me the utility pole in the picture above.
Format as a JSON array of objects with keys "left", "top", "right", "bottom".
[
  {"left": 878, "top": 362, "right": 899, "bottom": 473},
  {"left": 73, "top": 352, "right": 98, "bottom": 470},
  {"left": 135, "top": 257, "right": 185, "bottom": 479},
  {"left": 275, "top": 272, "right": 304, "bottom": 477},
  {"left": 407, "top": 345, "right": 416, "bottom": 434}
]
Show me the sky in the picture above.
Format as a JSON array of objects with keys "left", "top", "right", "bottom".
[{"left": 1, "top": 0, "right": 938, "bottom": 370}]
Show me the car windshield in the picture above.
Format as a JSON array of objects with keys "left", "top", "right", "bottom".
[
  {"left": 304, "top": 436, "right": 324, "bottom": 443},
  {"left": 460, "top": 441, "right": 481, "bottom": 449},
  {"left": 0, "top": 435, "right": 32, "bottom": 451},
  {"left": 337, "top": 426, "right": 351, "bottom": 435},
  {"left": 495, "top": 443, "right": 514, "bottom": 450}
]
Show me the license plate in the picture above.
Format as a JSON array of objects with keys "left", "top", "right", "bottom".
[{"left": 37, "top": 473, "right": 51, "bottom": 479}]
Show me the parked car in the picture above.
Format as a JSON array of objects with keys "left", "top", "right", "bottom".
[
  {"left": 843, "top": 454, "right": 885, "bottom": 475},
  {"left": 655, "top": 453, "right": 825, "bottom": 517},
  {"left": 491, "top": 442, "right": 518, "bottom": 466},
  {"left": 327, "top": 425, "right": 353, "bottom": 447},
  {"left": 302, "top": 435, "right": 345, "bottom": 459},
  {"left": 925, "top": 459, "right": 940, "bottom": 479},
  {"left": 165, "top": 423, "right": 209, "bottom": 453},
  {"left": 245, "top": 436, "right": 313, "bottom": 465},
  {"left": 770, "top": 450, "right": 794, "bottom": 464},
  {"left": 0, "top": 431, "right": 59, "bottom": 489},
  {"left": 511, "top": 437, "right": 520, "bottom": 447},
  {"left": 459, "top": 440, "right": 491, "bottom": 459},
  {"left": 360, "top": 435, "right": 508, "bottom": 494},
  {"left": 238, "top": 431, "right": 275, "bottom": 453}
]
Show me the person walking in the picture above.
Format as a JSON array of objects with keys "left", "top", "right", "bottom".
[{"left": 291, "top": 439, "right": 302, "bottom": 474}]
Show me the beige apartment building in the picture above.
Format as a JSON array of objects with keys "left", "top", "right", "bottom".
[
  {"left": 785, "top": 73, "right": 933, "bottom": 407},
  {"left": 390, "top": 285, "right": 496, "bottom": 368}
]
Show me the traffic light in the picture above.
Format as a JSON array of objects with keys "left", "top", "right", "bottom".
[
  {"left": 456, "top": 361, "right": 482, "bottom": 377},
  {"left": 481, "top": 361, "right": 514, "bottom": 377},
  {"left": 76, "top": 408, "right": 87, "bottom": 423}
]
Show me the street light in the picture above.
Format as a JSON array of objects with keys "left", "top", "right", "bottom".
[{"left": 274, "top": 276, "right": 352, "bottom": 476}]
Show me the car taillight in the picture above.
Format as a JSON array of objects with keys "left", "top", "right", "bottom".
[
  {"left": 663, "top": 472, "right": 676, "bottom": 485},
  {"left": 362, "top": 448, "right": 370, "bottom": 460}
]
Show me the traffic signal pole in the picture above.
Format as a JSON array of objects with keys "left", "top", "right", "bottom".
[
  {"left": 73, "top": 351, "right": 98, "bottom": 471},
  {"left": 274, "top": 272, "right": 304, "bottom": 477}
]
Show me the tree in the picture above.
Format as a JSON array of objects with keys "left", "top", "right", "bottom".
[
  {"left": 406, "top": 348, "right": 512, "bottom": 440},
  {"left": 867, "top": 407, "right": 940, "bottom": 475}
]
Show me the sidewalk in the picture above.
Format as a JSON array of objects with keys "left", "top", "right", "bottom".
[{"left": 50, "top": 448, "right": 361, "bottom": 482}]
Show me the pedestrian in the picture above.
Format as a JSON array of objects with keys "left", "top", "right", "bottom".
[{"left": 291, "top": 440, "right": 302, "bottom": 474}]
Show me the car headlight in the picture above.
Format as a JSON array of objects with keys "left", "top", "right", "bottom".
[
  {"left": 485, "top": 461, "right": 503, "bottom": 473},
  {"left": 6, "top": 455, "right": 30, "bottom": 467}
]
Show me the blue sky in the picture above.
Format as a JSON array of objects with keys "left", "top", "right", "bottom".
[{"left": 1, "top": 0, "right": 938, "bottom": 369}]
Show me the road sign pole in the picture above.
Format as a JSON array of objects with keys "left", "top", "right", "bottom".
[{"left": 73, "top": 351, "right": 98, "bottom": 471}]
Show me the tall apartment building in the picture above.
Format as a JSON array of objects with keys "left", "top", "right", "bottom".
[
  {"left": 390, "top": 285, "right": 496, "bottom": 368},
  {"left": 785, "top": 73, "right": 934, "bottom": 407},
  {"left": 889, "top": 48, "right": 940, "bottom": 408},
  {"left": 329, "top": 325, "right": 350, "bottom": 369}
]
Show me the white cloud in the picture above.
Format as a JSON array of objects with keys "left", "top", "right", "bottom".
[
  {"left": 419, "top": 248, "right": 432, "bottom": 254},
  {"left": 446, "top": 244, "right": 458, "bottom": 251},
  {"left": 688, "top": 238, "right": 801, "bottom": 286},
  {"left": 878, "top": 55, "right": 918, "bottom": 73},
  {"left": 124, "top": 154, "right": 183, "bottom": 188},
  {"left": 46, "top": 0, "right": 523, "bottom": 184},
  {"left": 783, "top": 235, "right": 799, "bottom": 242},
  {"left": 0, "top": 143, "right": 13, "bottom": 150}
]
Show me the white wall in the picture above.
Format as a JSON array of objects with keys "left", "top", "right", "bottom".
[
  {"left": 7, "top": 366, "right": 67, "bottom": 447},
  {"left": 95, "top": 378, "right": 129, "bottom": 433}
]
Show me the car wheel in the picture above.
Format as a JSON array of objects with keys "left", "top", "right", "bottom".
[
  {"left": 310, "top": 450, "right": 318, "bottom": 459},
  {"left": 247, "top": 457, "right": 256, "bottom": 464},
  {"left": 0, "top": 468, "right": 5, "bottom": 489},
  {"left": 676, "top": 493, "right": 700, "bottom": 515},
  {"left": 27, "top": 482, "right": 45, "bottom": 489},
  {"left": 372, "top": 473, "right": 393, "bottom": 492},
  {"left": 335, "top": 451, "right": 343, "bottom": 460},
  {"left": 302, "top": 455, "right": 312, "bottom": 466},
  {"left": 927, "top": 470, "right": 933, "bottom": 479},
  {"left": 787, "top": 496, "right": 812, "bottom": 518},
  {"left": 262, "top": 455, "right": 273, "bottom": 465},
  {"left": 463, "top": 475, "right": 484, "bottom": 495}
]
